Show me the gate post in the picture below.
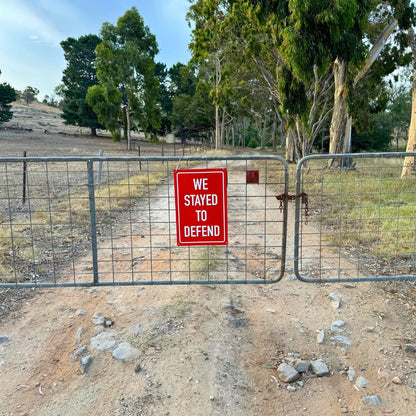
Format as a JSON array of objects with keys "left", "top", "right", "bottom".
[{"left": 87, "top": 160, "right": 99, "bottom": 285}]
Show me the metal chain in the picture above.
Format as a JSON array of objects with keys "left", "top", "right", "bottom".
[{"left": 276, "top": 193, "right": 309, "bottom": 222}]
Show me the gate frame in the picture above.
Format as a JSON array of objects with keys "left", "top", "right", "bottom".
[
  {"left": 294, "top": 152, "right": 416, "bottom": 283},
  {"left": 0, "top": 154, "right": 289, "bottom": 288}
]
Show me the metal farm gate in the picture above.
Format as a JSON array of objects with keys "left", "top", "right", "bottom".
[
  {"left": 0, "top": 152, "right": 415, "bottom": 288},
  {"left": 294, "top": 152, "right": 416, "bottom": 283},
  {"left": 0, "top": 155, "right": 288, "bottom": 287}
]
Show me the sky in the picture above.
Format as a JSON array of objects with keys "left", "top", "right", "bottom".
[{"left": 0, "top": 0, "right": 193, "bottom": 98}]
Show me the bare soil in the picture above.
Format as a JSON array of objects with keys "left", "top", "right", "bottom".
[{"left": 1, "top": 103, "right": 416, "bottom": 415}]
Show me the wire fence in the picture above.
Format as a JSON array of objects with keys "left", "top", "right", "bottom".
[
  {"left": 0, "top": 155, "right": 288, "bottom": 287},
  {"left": 295, "top": 152, "right": 416, "bottom": 282}
]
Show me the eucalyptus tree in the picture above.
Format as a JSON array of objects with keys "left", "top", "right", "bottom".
[
  {"left": 250, "top": 0, "right": 414, "bottom": 165},
  {"left": 87, "top": 7, "right": 160, "bottom": 149}
]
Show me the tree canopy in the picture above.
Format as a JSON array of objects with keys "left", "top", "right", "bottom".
[
  {"left": 87, "top": 7, "right": 160, "bottom": 148},
  {"left": 60, "top": 34, "right": 103, "bottom": 136}
]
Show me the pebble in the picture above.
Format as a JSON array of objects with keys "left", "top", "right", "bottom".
[
  {"left": 70, "top": 345, "right": 87, "bottom": 361},
  {"left": 76, "top": 310, "right": 86, "bottom": 316},
  {"left": 340, "top": 407, "right": 348, "bottom": 413},
  {"left": 295, "top": 360, "right": 310, "bottom": 373},
  {"left": 287, "top": 385, "right": 297, "bottom": 392},
  {"left": 329, "top": 293, "right": 342, "bottom": 309},
  {"left": 112, "top": 342, "right": 139, "bottom": 360},
  {"left": 80, "top": 356, "right": 91, "bottom": 374},
  {"left": 92, "top": 313, "right": 105, "bottom": 326},
  {"left": 134, "top": 363, "right": 142, "bottom": 373},
  {"left": 332, "top": 320, "right": 346, "bottom": 328},
  {"left": 355, "top": 376, "right": 369, "bottom": 389},
  {"left": 225, "top": 315, "right": 247, "bottom": 328},
  {"left": 310, "top": 359, "right": 329, "bottom": 377},
  {"left": 277, "top": 363, "right": 300, "bottom": 383},
  {"left": 266, "top": 309, "right": 277, "bottom": 314},
  {"left": 330, "top": 335, "right": 351, "bottom": 346},
  {"left": 317, "top": 329, "right": 325, "bottom": 344},
  {"left": 76, "top": 327, "right": 83, "bottom": 343},
  {"left": 348, "top": 366, "right": 355, "bottom": 382},
  {"left": 362, "top": 395, "right": 381, "bottom": 406},
  {"left": 392, "top": 376, "right": 402, "bottom": 385},
  {"left": 0, "top": 337, "right": 9, "bottom": 345},
  {"left": 90, "top": 332, "right": 117, "bottom": 351},
  {"left": 404, "top": 343, "right": 416, "bottom": 352}
]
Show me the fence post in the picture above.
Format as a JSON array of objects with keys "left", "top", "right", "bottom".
[
  {"left": 96, "top": 149, "right": 104, "bottom": 185},
  {"left": 22, "top": 150, "right": 27, "bottom": 204},
  {"left": 87, "top": 160, "right": 99, "bottom": 285}
]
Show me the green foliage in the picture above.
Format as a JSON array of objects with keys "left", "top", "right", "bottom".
[
  {"left": 60, "top": 34, "right": 103, "bottom": 135},
  {"left": 0, "top": 78, "right": 17, "bottom": 123},
  {"left": 89, "top": 7, "right": 161, "bottom": 141},
  {"left": 86, "top": 84, "right": 123, "bottom": 140},
  {"left": 247, "top": 137, "right": 259, "bottom": 148}
]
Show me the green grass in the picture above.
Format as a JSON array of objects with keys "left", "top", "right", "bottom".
[{"left": 303, "top": 158, "right": 416, "bottom": 262}]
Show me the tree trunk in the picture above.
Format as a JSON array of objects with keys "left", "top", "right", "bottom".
[
  {"left": 90, "top": 127, "right": 97, "bottom": 137},
  {"left": 285, "top": 131, "right": 295, "bottom": 163},
  {"left": 402, "top": 28, "right": 416, "bottom": 179},
  {"left": 329, "top": 58, "right": 349, "bottom": 167}
]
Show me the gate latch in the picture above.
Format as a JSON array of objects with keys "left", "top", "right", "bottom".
[{"left": 276, "top": 192, "right": 309, "bottom": 222}]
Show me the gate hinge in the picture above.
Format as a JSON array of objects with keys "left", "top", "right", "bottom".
[{"left": 276, "top": 192, "right": 309, "bottom": 222}]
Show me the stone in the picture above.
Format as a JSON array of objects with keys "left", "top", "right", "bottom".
[
  {"left": 287, "top": 385, "right": 297, "bottom": 392},
  {"left": 92, "top": 313, "right": 105, "bottom": 326},
  {"left": 70, "top": 345, "right": 87, "bottom": 361},
  {"left": 329, "top": 293, "right": 342, "bottom": 309},
  {"left": 310, "top": 360, "right": 330, "bottom": 376},
  {"left": 340, "top": 407, "right": 348, "bottom": 413},
  {"left": 392, "top": 376, "right": 402, "bottom": 385},
  {"left": 330, "top": 335, "right": 352, "bottom": 346},
  {"left": 330, "top": 326, "right": 345, "bottom": 333},
  {"left": 112, "top": 342, "right": 139, "bottom": 361},
  {"left": 355, "top": 377, "right": 369, "bottom": 389},
  {"left": 317, "top": 329, "right": 325, "bottom": 344},
  {"left": 277, "top": 363, "right": 300, "bottom": 383},
  {"left": 76, "top": 310, "right": 86, "bottom": 316},
  {"left": 80, "top": 356, "right": 91, "bottom": 374},
  {"left": 331, "top": 300, "right": 341, "bottom": 309},
  {"left": 329, "top": 293, "right": 342, "bottom": 302},
  {"left": 226, "top": 315, "right": 247, "bottom": 328},
  {"left": 362, "top": 395, "right": 381, "bottom": 406},
  {"left": 90, "top": 332, "right": 117, "bottom": 351},
  {"left": 348, "top": 366, "right": 355, "bottom": 382},
  {"left": 404, "top": 344, "right": 416, "bottom": 352},
  {"left": 0, "top": 337, "right": 9, "bottom": 345},
  {"left": 294, "top": 360, "right": 310, "bottom": 373},
  {"left": 76, "top": 327, "right": 83, "bottom": 343},
  {"left": 134, "top": 363, "right": 142, "bottom": 373}
]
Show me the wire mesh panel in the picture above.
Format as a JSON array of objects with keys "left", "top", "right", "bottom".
[
  {"left": 0, "top": 155, "right": 288, "bottom": 287},
  {"left": 294, "top": 153, "right": 416, "bottom": 282}
]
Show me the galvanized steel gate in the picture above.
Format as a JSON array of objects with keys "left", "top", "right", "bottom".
[
  {"left": 0, "top": 153, "right": 415, "bottom": 288},
  {"left": 0, "top": 155, "right": 288, "bottom": 287}
]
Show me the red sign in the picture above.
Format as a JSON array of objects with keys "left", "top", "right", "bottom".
[{"left": 174, "top": 168, "right": 228, "bottom": 246}]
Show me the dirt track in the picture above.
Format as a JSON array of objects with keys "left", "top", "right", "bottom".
[{"left": 1, "top": 103, "right": 416, "bottom": 415}]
